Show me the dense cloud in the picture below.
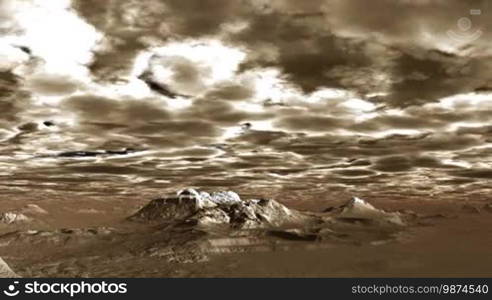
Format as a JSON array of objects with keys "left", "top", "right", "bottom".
[
  {"left": 72, "top": 0, "right": 492, "bottom": 105},
  {"left": 0, "top": 0, "right": 491, "bottom": 201},
  {"left": 0, "top": 71, "right": 28, "bottom": 123}
]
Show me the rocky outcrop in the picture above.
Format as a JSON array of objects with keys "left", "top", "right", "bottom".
[
  {"left": 0, "top": 258, "right": 19, "bottom": 278},
  {"left": 141, "top": 190, "right": 412, "bottom": 253},
  {"left": 333, "top": 197, "right": 405, "bottom": 226},
  {"left": 130, "top": 188, "right": 311, "bottom": 229},
  {"left": 0, "top": 190, "right": 419, "bottom": 277},
  {"left": 130, "top": 189, "right": 408, "bottom": 235},
  {"left": 0, "top": 212, "right": 30, "bottom": 225},
  {"left": 0, "top": 204, "right": 48, "bottom": 225}
]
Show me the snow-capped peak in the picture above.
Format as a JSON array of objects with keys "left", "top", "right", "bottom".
[{"left": 345, "top": 197, "right": 377, "bottom": 211}]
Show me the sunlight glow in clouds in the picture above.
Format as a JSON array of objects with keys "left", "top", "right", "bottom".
[
  {"left": 246, "top": 68, "right": 300, "bottom": 103},
  {"left": 4, "top": 0, "right": 101, "bottom": 78},
  {"left": 2, "top": 0, "right": 492, "bottom": 202},
  {"left": 150, "top": 40, "right": 246, "bottom": 85}
]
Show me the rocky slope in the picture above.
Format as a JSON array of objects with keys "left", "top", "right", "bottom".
[
  {"left": 0, "top": 258, "right": 18, "bottom": 278},
  {"left": 130, "top": 189, "right": 312, "bottom": 229},
  {"left": 0, "top": 189, "right": 415, "bottom": 277},
  {"left": 0, "top": 204, "right": 49, "bottom": 232}
]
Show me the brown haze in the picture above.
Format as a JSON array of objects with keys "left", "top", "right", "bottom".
[{"left": 0, "top": 0, "right": 492, "bottom": 277}]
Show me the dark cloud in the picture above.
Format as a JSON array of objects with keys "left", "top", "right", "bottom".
[
  {"left": 156, "top": 147, "right": 219, "bottom": 158},
  {"left": 457, "top": 125, "right": 492, "bottom": 136},
  {"left": 138, "top": 71, "right": 184, "bottom": 99},
  {"left": 18, "top": 122, "right": 38, "bottom": 132},
  {"left": 377, "top": 50, "right": 489, "bottom": 108},
  {"left": 73, "top": 0, "right": 492, "bottom": 105},
  {"left": 65, "top": 165, "right": 143, "bottom": 175},
  {"left": 231, "top": 129, "right": 290, "bottom": 146},
  {"left": 453, "top": 146, "right": 492, "bottom": 162},
  {"left": 204, "top": 82, "right": 254, "bottom": 101},
  {"left": 125, "top": 120, "right": 221, "bottom": 137},
  {"left": 63, "top": 95, "right": 171, "bottom": 124},
  {"left": 355, "top": 133, "right": 482, "bottom": 154},
  {"left": 370, "top": 155, "right": 458, "bottom": 173},
  {"left": 448, "top": 168, "right": 492, "bottom": 179},
  {"left": 352, "top": 114, "right": 446, "bottom": 132},
  {"left": 327, "top": 0, "right": 491, "bottom": 42},
  {"left": 139, "top": 54, "right": 210, "bottom": 97},
  {"left": 55, "top": 149, "right": 140, "bottom": 158},
  {"left": 275, "top": 115, "right": 351, "bottom": 132},
  {"left": 235, "top": 12, "right": 374, "bottom": 93},
  {"left": 0, "top": 71, "right": 30, "bottom": 125},
  {"left": 333, "top": 168, "right": 375, "bottom": 177},
  {"left": 178, "top": 99, "right": 272, "bottom": 125},
  {"left": 373, "top": 156, "right": 414, "bottom": 173},
  {"left": 404, "top": 105, "right": 492, "bottom": 124},
  {"left": 26, "top": 75, "right": 79, "bottom": 96},
  {"left": 72, "top": 0, "right": 252, "bottom": 80}
]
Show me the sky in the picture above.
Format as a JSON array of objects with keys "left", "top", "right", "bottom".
[{"left": 0, "top": 0, "right": 491, "bottom": 203}]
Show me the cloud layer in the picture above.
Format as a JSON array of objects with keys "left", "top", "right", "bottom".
[{"left": 1, "top": 0, "right": 492, "bottom": 202}]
